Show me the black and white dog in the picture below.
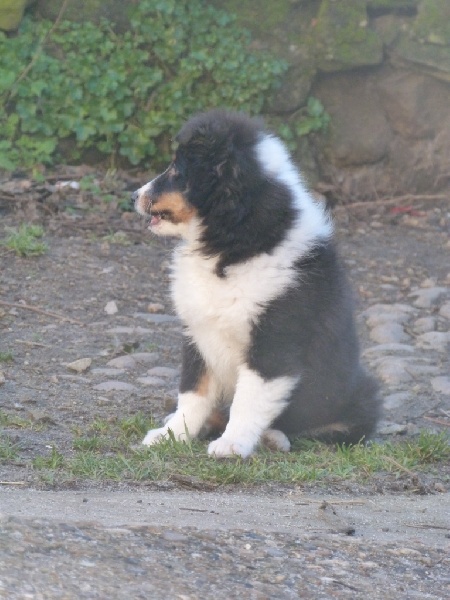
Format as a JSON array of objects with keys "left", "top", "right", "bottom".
[{"left": 133, "top": 109, "right": 380, "bottom": 458}]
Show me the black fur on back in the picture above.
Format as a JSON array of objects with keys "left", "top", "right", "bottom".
[
  {"left": 249, "top": 242, "right": 381, "bottom": 443},
  {"left": 175, "top": 109, "right": 297, "bottom": 276}
]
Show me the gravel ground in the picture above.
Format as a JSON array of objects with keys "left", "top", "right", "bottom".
[{"left": 0, "top": 180, "right": 449, "bottom": 598}]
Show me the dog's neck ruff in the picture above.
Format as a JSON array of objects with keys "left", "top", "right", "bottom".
[{"left": 179, "top": 134, "right": 332, "bottom": 267}]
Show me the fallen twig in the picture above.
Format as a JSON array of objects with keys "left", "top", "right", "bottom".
[
  {"left": 334, "top": 193, "right": 448, "bottom": 211},
  {"left": 15, "top": 339, "right": 51, "bottom": 348},
  {"left": 0, "top": 300, "right": 84, "bottom": 326},
  {"left": 0, "top": 481, "right": 26, "bottom": 486},
  {"left": 423, "top": 416, "right": 450, "bottom": 428}
]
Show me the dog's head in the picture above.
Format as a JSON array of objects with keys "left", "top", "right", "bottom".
[
  {"left": 133, "top": 109, "right": 264, "bottom": 239},
  {"left": 133, "top": 109, "right": 298, "bottom": 275}
]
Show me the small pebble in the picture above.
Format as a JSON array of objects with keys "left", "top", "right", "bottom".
[
  {"left": 147, "top": 303, "right": 165, "bottom": 313},
  {"left": 104, "top": 301, "right": 118, "bottom": 315},
  {"left": 66, "top": 358, "right": 92, "bottom": 373}
]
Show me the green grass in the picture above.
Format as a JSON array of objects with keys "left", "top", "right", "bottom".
[
  {"left": 0, "top": 410, "right": 45, "bottom": 431},
  {"left": 34, "top": 418, "right": 450, "bottom": 485},
  {"left": 0, "top": 352, "right": 14, "bottom": 363},
  {"left": 0, "top": 436, "right": 20, "bottom": 462},
  {"left": 2, "top": 410, "right": 448, "bottom": 485},
  {"left": 1, "top": 224, "right": 48, "bottom": 257}
]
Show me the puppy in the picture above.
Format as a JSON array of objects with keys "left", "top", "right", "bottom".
[{"left": 133, "top": 109, "right": 380, "bottom": 458}]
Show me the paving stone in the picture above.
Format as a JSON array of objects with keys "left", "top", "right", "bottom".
[
  {"left": 107, "top": 355, "right": 137, "bottom": 369},
  {"left": 91, "top": 368, "right": 126, "bottom": 376},
  {"left": 383, "top": 392, "right": 411, "bottom": 411},
  {"left": 130, "top": 352, "right": 159, "bottom": 365},
  {"left": 431, "top": 376, "right": 450, "bottom": 396},
  {"left": 364, "top": 306, "right": 415, "bottom": 328},
  {"left": 108, "top": 327, "right": 153, "bottom": 335},
  {"left": 93, "top": 381, "right": 137, "bottom": 392},
  {"left": 376, "top": 358, "right": 413, "bottom": 385},
  {"left": 147, "top": 366, "right": 179, "bottom": 378},
  {"left": 136, "top": 376, "right": 166, "bottom": 386},
  {"left": 412, "top": 317, "right": 436, "bottom": 334},
  {"left": 439, "top": 302, "right": 450, "bottom": 320},
  {"left": 415, "top": 331, "right": 450, "bottom": 353},
  {"left": 378, "top": 421, "right": 408, "bottom": 435},
  {"left": 408, "top": 287, "right": 448, "bottom": 308},
  {"left": 133, "top": 312, "right": 179, "bottom": 323},
  {"left": 362, "top": 343, "right": 415, "bottom": 358},
  {"left": 369, "top": 323, "right": 411, "bottom": 344}
]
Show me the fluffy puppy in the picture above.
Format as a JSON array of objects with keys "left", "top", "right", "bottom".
[{"left": 133, "top": 109, "right": 380, "bottom": 458}]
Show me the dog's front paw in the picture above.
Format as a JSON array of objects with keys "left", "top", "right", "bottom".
[
  {"left": 208, "top": 436, "right": 254, "bottom": 458},
  {"left": 142, "top": 427, "right": 170, "bottom": 446}
]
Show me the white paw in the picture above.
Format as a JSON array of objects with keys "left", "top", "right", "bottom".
[
  {"left": 208, "top": 436, "right": 254, "bottom": 458},
  {"left": 261, "top": 429, "right": 291, "bottom": 452},
  {"left": 141, "top": 427, "right": 170, "bottom": 446}
]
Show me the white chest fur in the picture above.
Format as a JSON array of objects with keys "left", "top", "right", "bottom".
[{"left": 170, "top": 220, "right": 312, "bottom": 389}]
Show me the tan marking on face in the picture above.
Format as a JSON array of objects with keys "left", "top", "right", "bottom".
[{"left": 153, "top": 191, "right": 196, "bottom": 224}]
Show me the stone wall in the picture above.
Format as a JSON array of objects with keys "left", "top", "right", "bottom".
[
  {"left": 217, "top": 0, "right": 450, "bottom": 200},
  {"left": 3, "top": 0, "right": 450, "bottom": 200}
]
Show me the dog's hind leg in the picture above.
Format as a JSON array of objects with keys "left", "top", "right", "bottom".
[{"left": 208, "top": 365, "right": 298, "bottom": 458}]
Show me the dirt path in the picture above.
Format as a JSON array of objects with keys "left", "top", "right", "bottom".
[{"left": 0, "top": 183, "right": 449, "bottom": 597}]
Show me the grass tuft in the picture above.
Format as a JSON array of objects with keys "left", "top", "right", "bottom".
[
  {"left": 28, "top": 424, "right": 450, "bottom": 487},
  {"left": 2, "top": 411, "right": 447, "bottom": 487},
  {"left": 1, "top": 224, "right": 48, "bottom": 257}
]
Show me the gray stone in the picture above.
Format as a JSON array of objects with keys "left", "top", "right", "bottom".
[
  {"left": 108, "top": 327, "right": 153, "bottom": 335},
  {"left": 106, "top": 355, "right": 137, "bottom": 369},
  {"left": 408, "top": 287, "right": 448, "bottom": 309},
  {"left": 415, "top": 331, "right": 450, "bottom": 353},
  {"left": 314, "top": 73, "right": 391, "bottom": 167},
  {"left": 383, "top": 392, "right": 411, "bottom": 411},
  {"left": 369, "top": 323, "right": 411, "bottom": 344},
  {"left": 66, "top": 358, "right": 92, "bottom": 373},
  {"left": 147, "top": 366, "right": 179, "bottom": 378},
  {"left": 93, "top": 381, "right": 136, "bottom": 392},
  {"left": 439, "top": 302, "right": 450, "bottom": 320},
  {"left": 376, "top": 358, "right": 413, "bottom": 385},
  {"left": 362, "top": 343, "right": 415, "bottom": 358},
  {"left": 91, "top": 368, "right": 126, "bottom": 376},
  {"left": 377, "top": 421, "right": 408, "bottom": 436},
  {"left": 412, "top": 317, "right": 436, "bottom": 334},
  {"left": 136, "top": 376, "right": 166, "bottom": 387},
  {"left": 362, "top": 303, "right": 415, "bottom": 326},
  {"left": 131, "top": 353, "right": 159, "bottom": 365},
  {"left": 133, "top": 313, "right": 179, "bottom": 324},
  {"left": 431, "top": 377, "right": 450, "bottom": 396}
]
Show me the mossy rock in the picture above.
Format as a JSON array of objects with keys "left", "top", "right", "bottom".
[
  {"left": 313, "top": 0, "right": 383, "bottom": 72},
  {"left": 366, "top": 0, "right": 418, "bottom": 12},
  {"left": 393, "top": 33, "right": 450, "bottom": 82},
  {"left": 211, "top": 0, "right": 291, "bottom": 38},
  {"left": 413, "top": 0, "right": 450, "bottom": 45},
  {"left": 0, "top": 0, "right": 30, "bottom": 31},
  {"left": 35, "top": 0, "right": 130, "bottom": 30}
]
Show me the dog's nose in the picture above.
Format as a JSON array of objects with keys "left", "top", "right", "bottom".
[{"left": 131, "top": 191, "right": 139, "bottom": 204}]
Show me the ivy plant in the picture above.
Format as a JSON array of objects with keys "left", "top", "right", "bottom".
[{"left": 0, "top": 0, "right": 287, "bottom": 171}]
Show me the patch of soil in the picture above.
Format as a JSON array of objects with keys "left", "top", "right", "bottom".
[{"left": 0, "top": 175, "right": 449, "bottom": 490}]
